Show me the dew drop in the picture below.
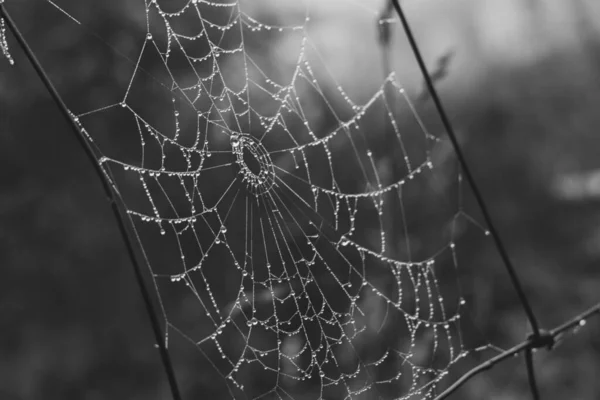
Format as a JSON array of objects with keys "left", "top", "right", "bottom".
[{"left": 231, "top": 135, "right": 240, "bottom": 148}]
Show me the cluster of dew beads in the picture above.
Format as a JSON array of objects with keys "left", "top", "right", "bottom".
[
  {"left": 0, "top": 17, "right": 14, "bottom": 65},
  {"left": 231, "top": 134, "right": 276, "bottom": 195}
]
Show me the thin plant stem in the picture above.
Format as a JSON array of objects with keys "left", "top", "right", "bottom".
[
  {"left": 0, "top": 4, "right": 182, "bottom": 400},
  {"left": 525, "top": 348, "right": 541, "bottom": 400},
  {"left": 434, "top": 301, "right": 600, "bottom": 400},
  {"left": 389, "top": 0, "right": 541, "bottom": 337}
]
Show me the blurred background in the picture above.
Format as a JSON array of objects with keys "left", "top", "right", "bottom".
[{"left": 1, "top": 0, "right": 600, "bottom": 399}]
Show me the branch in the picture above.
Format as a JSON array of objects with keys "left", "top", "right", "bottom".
[
  {"left": 434, "top": 301, "right": 600, "bottom": 399},
  {"left": 388, "top": 0, "right": 541, "bottom": 336},
  {"left": 0, "top": 4, "right": 182, "bottom": 400}
]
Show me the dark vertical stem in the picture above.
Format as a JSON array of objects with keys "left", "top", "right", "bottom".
[
  {"left": 389, "top": 0, "right": 541, "bottom": 337},
  {"left": 525, "top": 348, "right": 541, "bottom": 400},
  {"left": 0, "top": 5, "right": 182, "bottom": 400}
]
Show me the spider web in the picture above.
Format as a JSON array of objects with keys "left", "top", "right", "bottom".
[{"left": 43, "top": 0, "right": 494, "bottom": 398}]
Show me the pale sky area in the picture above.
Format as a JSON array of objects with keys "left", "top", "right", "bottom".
[{"left": 245, "top": 0, "right": 600, "bottom": 103}]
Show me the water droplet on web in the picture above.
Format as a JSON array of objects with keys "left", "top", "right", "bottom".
[
  {"left": 160, "top": 229, "right": 166, "bottom": 235},
  {"left": 146, "top": 33, "right": 153, "bottom": 40}
]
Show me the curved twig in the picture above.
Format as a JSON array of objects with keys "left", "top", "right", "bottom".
[{"left": 0, "top": 4, "right": 182, "bottom": 400}]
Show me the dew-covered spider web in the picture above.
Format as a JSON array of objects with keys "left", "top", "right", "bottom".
[{"left": 41, "top": 0, "right": 497, "bottom": 398}]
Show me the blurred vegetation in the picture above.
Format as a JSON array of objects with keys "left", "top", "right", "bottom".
[{"left": 1, "top": 0, "right": 600, "bottom": 399}]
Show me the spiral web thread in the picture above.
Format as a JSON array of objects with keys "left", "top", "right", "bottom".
[{"left": 49, "top": 0, "right": 496, "bottom": 398}]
